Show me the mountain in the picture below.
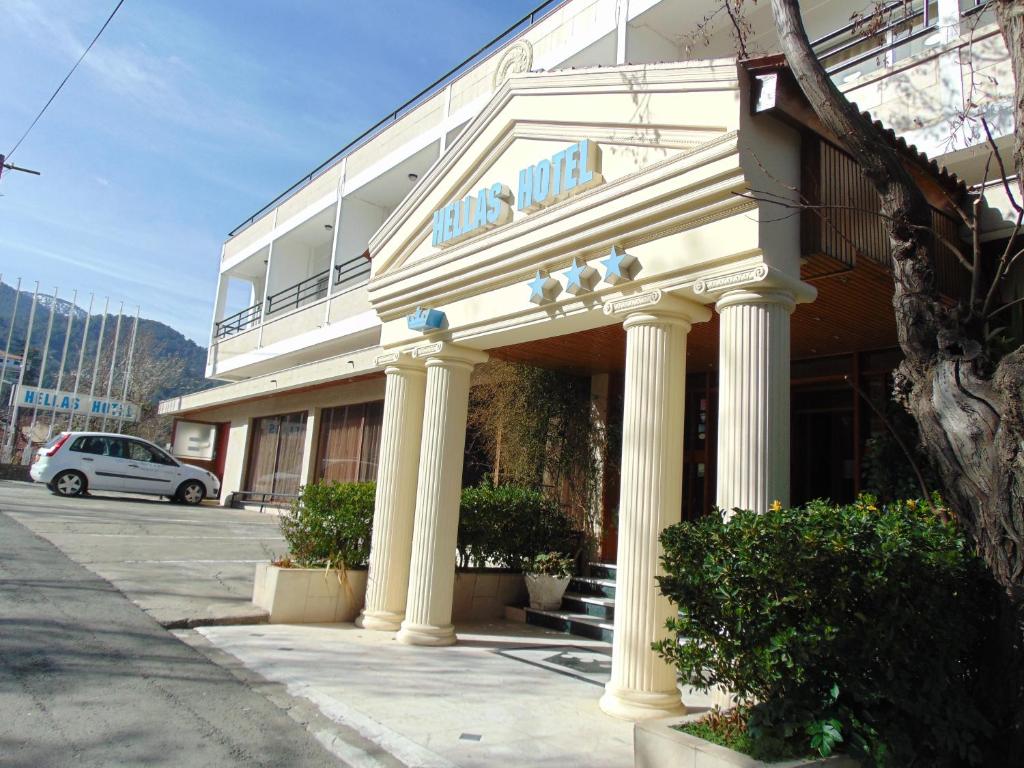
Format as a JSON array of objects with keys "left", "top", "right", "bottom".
[{"left": 0, "top": 281, "right": 212, "bottom": 406}]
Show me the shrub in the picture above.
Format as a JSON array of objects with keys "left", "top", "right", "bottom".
[
  {"left": 279, "top": 481, "right": 375, "bottom": 569},
  {"left": 655, "top": 496, "right": 1000, "bottom": 766},
  {"left": 524, "top": 552, "right": 574, "bottom": 578},
  {"left": 457, "top": 483, "right": 585, "bottom": 569}
]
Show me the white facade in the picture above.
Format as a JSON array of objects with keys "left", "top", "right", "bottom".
[{"left": 161, "top": 0, "right": 1015, "bottom": 721}]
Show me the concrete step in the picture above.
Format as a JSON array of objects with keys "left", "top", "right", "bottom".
[
  {"left": 560, "top": 591, "right": 615, "bottom": 620},
  {"left": 569, "top": 575, "right": 616, "bottom": 599},
  {"left": 524, "top": 608, "right": 614, "bottom": 643},
  {"left": 587, "top": 562, "right": 617, "bottom": 581}
]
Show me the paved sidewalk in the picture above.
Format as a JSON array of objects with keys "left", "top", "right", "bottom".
[
  {"left": 0, "top": 480, "right": 285, "bottom": 626},
  {"left": 199, "top": 620, "right": 717, "bottom": 768}
]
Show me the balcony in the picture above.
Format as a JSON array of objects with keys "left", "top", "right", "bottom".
[{"left": 214, "top": 253, "right": 372, "bottom": 341}]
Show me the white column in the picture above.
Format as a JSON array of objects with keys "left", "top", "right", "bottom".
[
  {"left": 299, "top": 408, "right": 320, "bottom": 487},
  {"left": 715, "top": 289, "right": 794, "bottom": 515},
  {"left": 359, "top": 354, "right": 427, "bottom": 631},
  {"left": 599, "top": 291, "right": 709, "bottom": 721},
  {"left": 397, "top": 343, "right": 487, "bottom": 647}
]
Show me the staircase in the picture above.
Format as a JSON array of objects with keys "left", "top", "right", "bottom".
[{"left": 524, "top": 562, "right": 616, "bottom": 643}]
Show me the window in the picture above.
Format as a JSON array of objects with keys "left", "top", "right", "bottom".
[
  {"left": 245, "top": 412, "right": 308, "bottom": 500},
  {"left": 70, "top": 435, "right": 125, "bottom": 457},
  {"left": 315, "top": 401, "right": 383, "bottom": 483},
  {"left": 126, "top": 440, "right": 175, "bottom": 465}
]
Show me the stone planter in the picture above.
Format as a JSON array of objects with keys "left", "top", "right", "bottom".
[
  {"left": 253, "top": 563, "right": 367, "bottom": 623},
  {"left": 524, "top": 573, "right": 571, "bottom": 610},
  {"left": 253, "top": 564, "right": 527, "bottom": 624},
  {"left": 635, "top": 718, "right": 860, "bottom": 768}
]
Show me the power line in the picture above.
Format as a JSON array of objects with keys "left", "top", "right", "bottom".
[{"left": 5, "top": 0, "right": 127, "bottom": 161}]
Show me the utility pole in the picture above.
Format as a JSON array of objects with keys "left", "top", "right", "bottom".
[{"left": 0, "top": 155, "right": 41, "bottom": 180}]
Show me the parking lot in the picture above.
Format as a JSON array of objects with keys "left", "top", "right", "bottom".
[{"left": 0, "top": 479, "right": 286, "bottom": 626}]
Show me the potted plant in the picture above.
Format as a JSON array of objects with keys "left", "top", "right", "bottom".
[
  {"left": 523, "top": 551, "right": 574, "bottom": 610},
  {"left": 252, "top": 480, "right": 375, "bottom": 623}
]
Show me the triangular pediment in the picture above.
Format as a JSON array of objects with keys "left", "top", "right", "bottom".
[{"left": 369, "top": 60, "right": 742, "bottom": 280}]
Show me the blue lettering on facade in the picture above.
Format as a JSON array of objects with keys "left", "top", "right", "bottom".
[{"left": 430, "top": 140, "right": 600, "bottom": 248}]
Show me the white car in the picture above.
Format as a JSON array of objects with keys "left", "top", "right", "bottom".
[{"left": 29, "top": 432, "right": 221, "bottom": 505}]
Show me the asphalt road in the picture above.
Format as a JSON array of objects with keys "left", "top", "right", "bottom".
[
  {"left": 0, "top": 481, "right": 412, "bottom": 767},
  {"left": 0, "top": 506, "right": 353, "bottom": 767},
  {"left": 0, "top": 480, "right": 286, "bottom": 626}
]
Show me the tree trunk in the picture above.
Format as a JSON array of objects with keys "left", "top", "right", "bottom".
[{"left": 770, "top": 0, "right": 1024, "bottom": 598}]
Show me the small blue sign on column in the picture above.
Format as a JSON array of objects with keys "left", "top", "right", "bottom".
[{"left": 407, "top": 307, "right": 447, "bottom": 332}]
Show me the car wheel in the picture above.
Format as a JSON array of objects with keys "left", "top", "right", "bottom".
[
  {"left": 175, "top": 480, "right": 205, "bottom": 506},
  {"left": 52, "top": 470, "right": 87, "bottom": 497}
]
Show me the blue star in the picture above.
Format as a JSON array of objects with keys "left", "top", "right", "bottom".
[
  {"left": 600, "top": 246, "right": 638, "bottom": 285},
  {"left": 563, "top": 258, "right": 596, "bottom": 296},
  {"left": 528, "top": 270, "right": 559, "bottom": 305}
]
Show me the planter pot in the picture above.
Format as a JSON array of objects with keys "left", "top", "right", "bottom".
[
  {"left": 635, "top": 717, "right": 860, "bottom": 768},
  {"left": 524, "top": 573, "right": 571, "bottom": 610},
  {"left": 252, "top": 563, "right": 367, "bottom": 624}
]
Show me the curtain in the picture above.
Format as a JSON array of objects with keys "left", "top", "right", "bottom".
[
  {"left": 316, "top": 401, "right": 384, "bottom": 484},
  {"left": 245, "top": 411, "right": 307, "bottom": 499}
]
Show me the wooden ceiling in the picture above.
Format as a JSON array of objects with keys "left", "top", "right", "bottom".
[{"left": 490, "top": 258, "right": 899, "bottom": 374}]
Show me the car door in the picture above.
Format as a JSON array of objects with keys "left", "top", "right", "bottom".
[
  {"left": 120, "top": 439, "right": 180, "bottom": 496},
  {"left": 68, "top": 435, "right": 127, "bottom": 491}
]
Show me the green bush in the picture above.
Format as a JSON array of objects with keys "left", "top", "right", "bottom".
[
  {"left": 279, "top": 481, "right": 375, "bottom": 569},
  {"left": 655, "top": 496, "right": 1000, "bottom": 766},
  {"left": 457, "top": 483, "right": 584, "bottom": 569},
  {"left": 524, "top": 552, "right": 574, "bottom": 578}
]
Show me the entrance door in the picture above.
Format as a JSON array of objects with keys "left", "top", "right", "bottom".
[{"left": 791, "top": 386, "right": 855, "bottom": 505}]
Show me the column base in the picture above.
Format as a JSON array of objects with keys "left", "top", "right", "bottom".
[
  {"left": 395, "top": 621, "right": 456, "bottom": 646},
  {"left": 599, "top": 683, "right": 685, "bottom": 721},
  {"left": 356, "top": 610, "right": 404, "bottom": 632}
]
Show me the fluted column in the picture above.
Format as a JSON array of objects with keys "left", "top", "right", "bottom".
[
  {"left": 397, "top": 342, "right": 488, "bottom": 647},
  {"left": 599, "top": 290, "right": 709, "bottom": 721},
  {"left": 715, "top": 289, "right": 794, "bottom": 515},
  {"left": 358, "top": 353, "right": 426, "bottom": 631}
]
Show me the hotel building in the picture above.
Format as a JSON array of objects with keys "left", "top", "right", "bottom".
[{"left": 159, "top": 0, "right": 1019, "bottom": 719}]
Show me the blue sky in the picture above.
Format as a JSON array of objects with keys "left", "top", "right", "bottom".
[{"left": 0, "top": 0, "right": 542, "bottom": 343}]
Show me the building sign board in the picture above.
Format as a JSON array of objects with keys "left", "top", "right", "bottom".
[
  {"left": 172, "top": 420, "right": 217, "bottom": 460},
  {"left": 431, "top": 139, "right": 603, "bottom": 248},
  {"left": 15, "top": 385, "right": 140, "bottom": 423}
]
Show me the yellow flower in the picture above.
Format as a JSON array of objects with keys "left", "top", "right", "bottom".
[
  {"left": 770, "top": 499, "right": 782, "bottom": 512},
  {"left": 906, "top": 499, "right": 918, "bottom": 510}
]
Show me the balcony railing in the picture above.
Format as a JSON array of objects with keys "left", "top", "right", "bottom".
[
  {"left": 214, "top": 255, "right": 374, "bottom": 341},
  {"left": 812, "top": 0, "right": 939, "bottom": 76},
  {"left": 266, "top": 269, "right": 330, "bottom": 318},
  {"left": 334, "top": 252, "right": 372, "bottom": 293},
  {"left": 215, "top": 302, "right": 262, "bottom": 340}
]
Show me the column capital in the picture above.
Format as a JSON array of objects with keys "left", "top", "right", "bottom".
[
  {"left": 715, "top": 288, "right": 796, "bottom": 314},
  {"left": 375, "top": 349, "right": 425, "bottom": 375},
  {"left": 412, "top": 341, "right": 488, "bottom": 369},
  {"left": 603, "top": 288, "right": 711, "bottom": 328}
]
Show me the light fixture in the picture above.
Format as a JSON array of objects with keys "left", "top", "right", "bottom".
[{"left": 408, "top": 172, "right": 419, "bottom": 182}]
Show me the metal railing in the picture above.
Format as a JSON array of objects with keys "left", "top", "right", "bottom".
[
  {"left": 265, "top": 269, "right": 330, "bottom": 318},
  {"left": 812, "top": 0, "right": 939, "bottom": 76},
  {"left": 227, "top": 0, "right": 568, "bottom": 238},
  {"left": 214, "top": 301, "right": 262, "bottom": 339},
  {"left": 333, "top": 252, "right": 372, "bottom": 294}
]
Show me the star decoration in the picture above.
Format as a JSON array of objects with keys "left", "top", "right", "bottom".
[
  {"left": 600, "top": 246, "right": 639, "bottom": 285},
  {"left": 528, "top": 270, "right": 561, "bottom": 305},
  {"left": 562, "top": 258, "right": 598, "bottom": 296}
]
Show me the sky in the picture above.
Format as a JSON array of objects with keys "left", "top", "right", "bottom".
[{"left": 0, "top": 0, "right": 543, "bottom": 344}]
